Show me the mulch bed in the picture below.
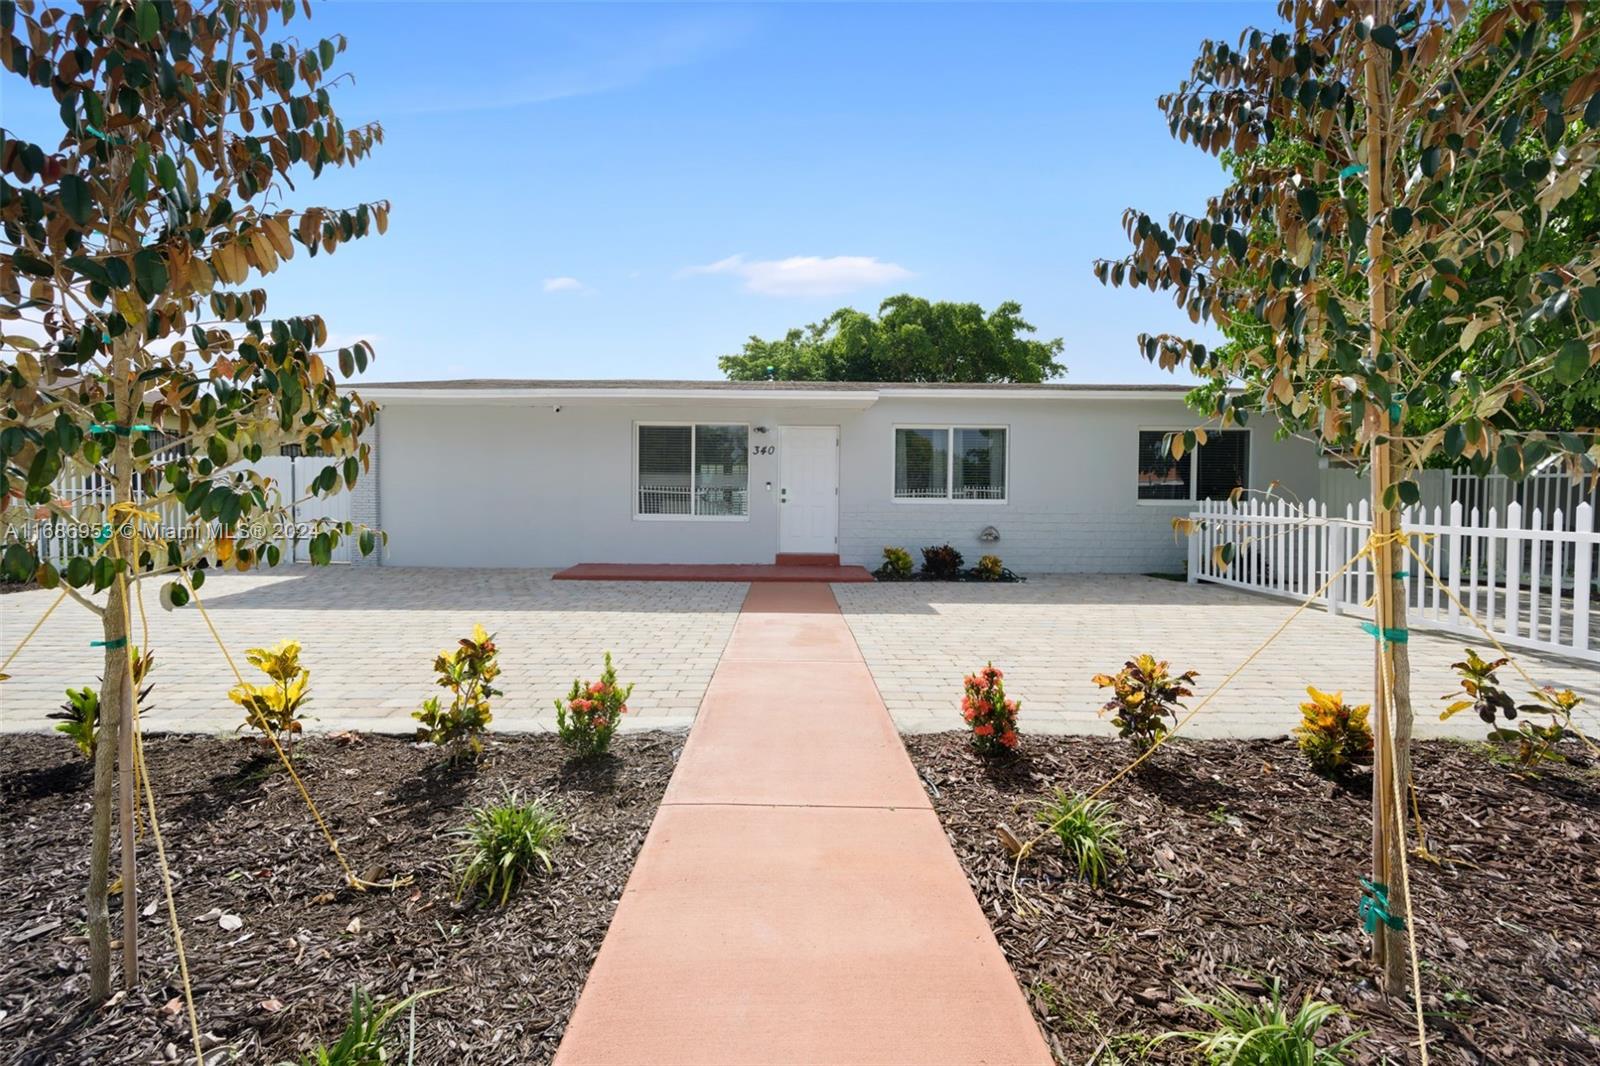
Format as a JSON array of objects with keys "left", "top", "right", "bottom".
[
  {"left": 0, "top": 731, "right": 679, "bottom": 1064},
  {"left": 903, "top": 733, "right": 1600, "bottom": 1064}
]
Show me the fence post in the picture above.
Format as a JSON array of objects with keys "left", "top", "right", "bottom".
[
  {"left": 1574, "top": 502, "right": 1593, "bottom": 655},
  {"left": 1505, "top": 502, "right": 1522, "bottom": 637},
  {"left": 1327, "top": 520, "right": 1344, "bottom": 617},
  {"left": 1187, "top": 501, "right": 1202, "bottom": 583},
  {"left": 1447, "top": 500, "right": 1463, "bottom": 626}
]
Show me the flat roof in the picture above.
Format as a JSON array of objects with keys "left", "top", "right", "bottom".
[
  {"left": 358, "top": 378, "right": 1199, "bottom": 405},
  {"left": 360, "top": 378, "right": 1192, "bottom": 393}
]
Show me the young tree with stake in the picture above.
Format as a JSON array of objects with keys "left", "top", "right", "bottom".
[
  {"left": 1095, "top": 0, "right": 1599, "bottom": 994},
  {"left": 1, "top": 0, "right": 386, "bottom": 1002}
]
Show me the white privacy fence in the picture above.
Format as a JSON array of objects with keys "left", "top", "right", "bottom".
[
  {"left": 23, "top": 453, "right": 353, "bottom": 567},
  {"left": 1187, "top": 496, "right": 1599, "bottom": 664}
]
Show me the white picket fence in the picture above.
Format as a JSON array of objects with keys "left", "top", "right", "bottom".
[
  {"left": 1187, "top": 497, "right": 1599, "bottom": 663},
  {"left": 27, "top": 453, "right": 353, "bottom": 567}
]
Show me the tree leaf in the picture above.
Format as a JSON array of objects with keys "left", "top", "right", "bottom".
[
  {"left": 59, "top": 174, "right": 93, "bottom": 225},
  {"left": 1579, "top": 287, "right": 1600, "bottom": 323},
  {"left": 1553, "top": 339, "right": 1589, "bottom": 384},
  {"left": 136, "top": 0, "right": 159, "bottom": 42},
  {"left": 133, "top": 247, "right": 168, "bottom": 300}
]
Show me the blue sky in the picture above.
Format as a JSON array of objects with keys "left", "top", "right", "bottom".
[{"left": 9, "top": 0, "right": 1281, "bottom": 383}]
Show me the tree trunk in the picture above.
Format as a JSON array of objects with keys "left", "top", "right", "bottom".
[
  {"left": 1362, "top": 0, "right": 1412, "bottom": 995},
  {"left": 86, "top": 322, "right": 138, "bottom": 999},
  {"left": 85, "top": 624, "right": 122, "bottom": 1002}
]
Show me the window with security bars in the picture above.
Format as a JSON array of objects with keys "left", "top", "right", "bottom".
[
  {"left": 636, "top": 423, "right": 748, "bottom": 517},
  {"left": 894, "top": 427, "right": 1006, "bottom": 501},
  {"left": 1137, "top": 430, "right": 1249, "bottom": 501}
]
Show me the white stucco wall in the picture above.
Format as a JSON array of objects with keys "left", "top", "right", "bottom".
[{"left": 373, "top": 392, "right": 1319, "bottom": 573}]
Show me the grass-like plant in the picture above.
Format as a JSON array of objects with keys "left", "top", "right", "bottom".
[
  {"left": 454, "top": 790, "right": 564, "bottom": 906},
  {"left": 1034, "top": 790, "right": 1125, "bottom": 885},
  {"left": 1293, "top": 686, "right": 1373, "bottom": 776},
  {"left": 1154, "top": 982, "right": 1366, "bottom": 1064},
  {"left": 294, "top": 985, "right": 441, "bottom": 1066}
]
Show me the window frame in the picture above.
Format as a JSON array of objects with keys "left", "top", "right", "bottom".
[
  {"left": 1135, "top": 425, "right": 1253, "bottom": 505},
  {"left": 632, "top": 420, "right": 752, "bottom": 522},
  {"left": 891, "top": 423, "right": 1010, "bottom": 505}
]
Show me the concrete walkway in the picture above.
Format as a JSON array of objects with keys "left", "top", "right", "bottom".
[{"left": 554, "top": 583, "right": 1051, "bottom": 1065}]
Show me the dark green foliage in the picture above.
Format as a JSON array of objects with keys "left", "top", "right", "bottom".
[
  {"left": 719, "top": 296, "right": 1065, "bottom": 383},
  {"left": 920, "top": 544, "right": 964, "bottom": 579}
]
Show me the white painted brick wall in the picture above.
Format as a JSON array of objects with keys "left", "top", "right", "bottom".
[{"left": 349, "top": 415, "right": 381, "bottom": 566}]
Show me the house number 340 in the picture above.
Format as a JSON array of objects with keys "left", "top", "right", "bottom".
[{"left": 751, "top": 445, "right": 776, "bottom": 456}]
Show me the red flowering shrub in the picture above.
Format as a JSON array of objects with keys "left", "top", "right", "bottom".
[
  {"left": 554, "top": 652, "right": 634, "bottom": 758},
  {"left": 962, "top": 663, "right": 1020, "bottom": 754}
]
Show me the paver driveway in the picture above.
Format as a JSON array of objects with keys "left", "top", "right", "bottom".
[
  {"left": 835, "top": 575, "right": 1600, "bottom": 739},
  {"left": 0, "top": 567, "right": 744, "bottom": 734}
]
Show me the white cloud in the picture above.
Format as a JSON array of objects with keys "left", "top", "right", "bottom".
[
  {"left": 542, "top": 277, "right": 587, "bottom": 293},
  {"left": 681, "top": 254, "right": 913, "bottom": 297}
]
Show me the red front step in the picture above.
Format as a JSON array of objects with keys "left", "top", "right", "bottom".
[{"left": 774, "top": 553, "right": 841, "bottom": 567}]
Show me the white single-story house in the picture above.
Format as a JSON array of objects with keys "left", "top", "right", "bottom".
[{"left": 349, "top": 380, "right": 1323, "bottom": 572}]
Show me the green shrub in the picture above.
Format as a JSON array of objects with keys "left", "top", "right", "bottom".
[
  {"left": 1092, "top": 654, "right": 1197, "bottom": 753},
  {"left": 875, "top": 545, "right": 914, "bottom": 580},
  {"left": 961, "top": 663, "right": 1020, "bottom": 753},
  {"left": 973, "top": 554, "right": 1005, "bottom": 580},
  {"left": 454, "top": 789, "right": 564, "bottom": 906},
  {"left": 413, "top": 624, "right": 501, "bottom": 761},
  {"left": 1155, "top": 981, "right": 1366, "bottom": 1064},
  {"left": 52, "top": 686, "right": 99, "bottom": 759},
  {"left": 1441, "top": 647, "right": 1582, "bottom": 770},
  {"left": 50, "top": 648, "right": 155, "bottom": 760},
  {"left": 293, "top": 986, "right": 441, "bottom": 1066},
  {"left": 1293, "top": 686, "right": 1373, "bottom": 776},
  {"left": 1034, "top": 790, "right": 1124, "bottom": 885},
  {"left": 554, "top": 652, "right": 633, "bottom": 758},
  {"left": 920, "top": 543, "right": 964, "bottom": 579}
]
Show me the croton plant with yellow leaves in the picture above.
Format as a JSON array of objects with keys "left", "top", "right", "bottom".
[
  {"left": 1293, "top": 686, "right": 1373, "bottom": 776},
  {"left": 229, "top": 639, "right": 311, "bottom": 748}
]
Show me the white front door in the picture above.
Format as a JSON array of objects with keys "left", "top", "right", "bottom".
[{"left": 778, "top": 426, "right": 839, "bottom": 554}]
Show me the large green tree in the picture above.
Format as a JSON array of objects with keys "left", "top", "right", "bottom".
[
  {"left": 718, "top": 294, "right": 1066, "bottom": 382},
  {"left": 1095, "top": 0, "right": 1599, "bottom": 996},
  {"left": 1, "top": 0, "right": 385, "bottom": 1007}
]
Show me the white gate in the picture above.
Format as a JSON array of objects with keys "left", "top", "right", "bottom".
[{"left": 249, "top": 455, "right": 354, "bottom": 563}]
